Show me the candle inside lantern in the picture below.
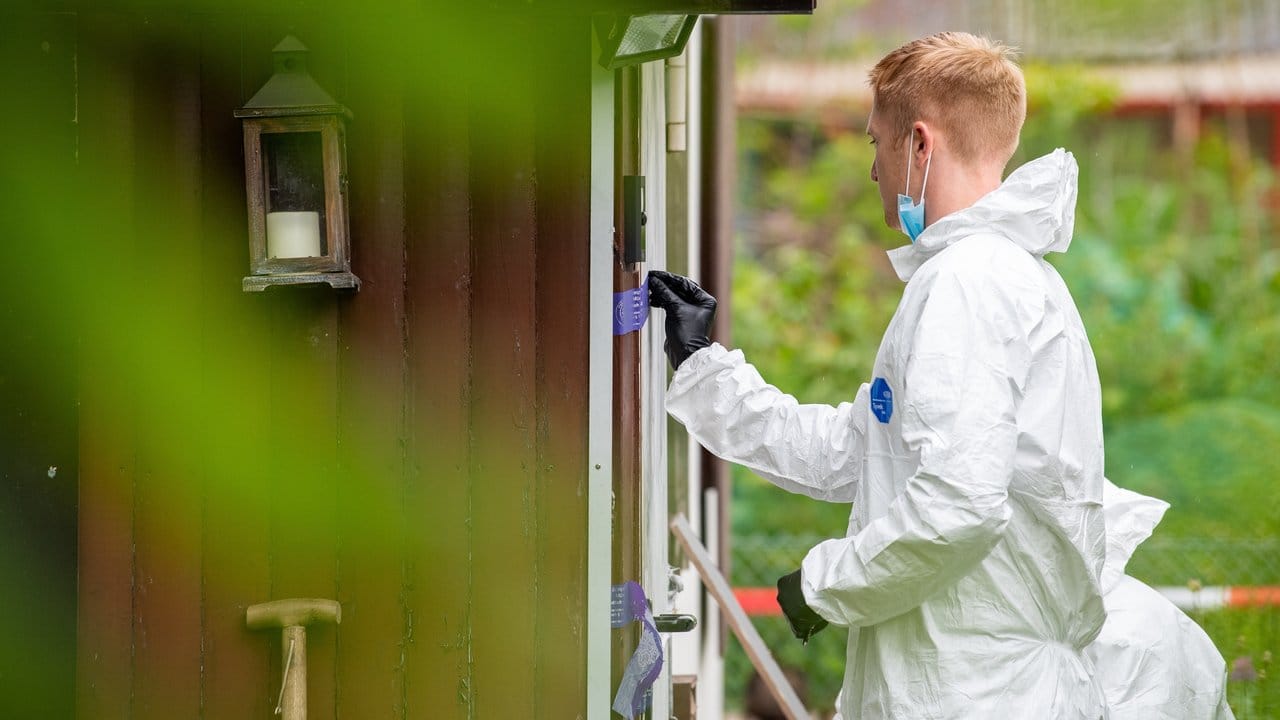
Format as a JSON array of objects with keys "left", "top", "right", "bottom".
[{"left": 266, "top": 211, "right": 322, "bottom": 258}]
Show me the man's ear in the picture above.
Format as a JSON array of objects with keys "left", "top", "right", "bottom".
[{"left": 913, "top": 121, "right": 934, "bottom": 159}]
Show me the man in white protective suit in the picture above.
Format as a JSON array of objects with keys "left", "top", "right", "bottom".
[
  {"left": 1091, "top": 481, "right": 1234, "bottom": 719},
  {"left": 650, "top": 32, "right": 1114, "bottom": 718}
]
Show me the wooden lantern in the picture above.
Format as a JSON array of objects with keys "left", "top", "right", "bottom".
[{"left": 236, "top": 36, "right": 359, "bottom": 291}]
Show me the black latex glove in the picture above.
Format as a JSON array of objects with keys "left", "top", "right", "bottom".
[
  {"left": 776, "top": 568, "right": 828, "bottom": 643},
  {"left": 647, "top": 270, "right": 716, "bottom": 371}
]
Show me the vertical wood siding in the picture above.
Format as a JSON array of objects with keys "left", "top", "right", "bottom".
[
  {"left": 335, "top": 16, "right": 410, "bottom": 720},
  {"left": 532, "top": 16, "right": 594, "bottom": 720},
  {"left": 0, "top": 10, "right": 79, "bottom": 719},
  {"left": 466, "top": 11, "right": 543, "bottom": 711},
  {"left": 61, "top": 8, "right": 594, "bottom": 718},
  {"left": 197, "top": 12, "right": 275, "bottom": 718},
  {"left": 401, "top": 19, "right": 475, "bottom": 720},
  {"left": 129, "top": 14, "right": 205, "bottom": 719},
  {"left": 76, "top": 12, "right": 141, "bottom": 719}
]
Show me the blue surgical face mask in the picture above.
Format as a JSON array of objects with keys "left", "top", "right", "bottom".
[{"left": 896, "top": 137, "right": 932, "bottom": 242}]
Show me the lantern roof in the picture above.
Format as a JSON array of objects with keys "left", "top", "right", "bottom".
[{"left": 235, "top": 36, "right": 349, "bottom": 119}]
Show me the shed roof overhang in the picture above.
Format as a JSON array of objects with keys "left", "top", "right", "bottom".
[
  {"left": 575, "top": 0, "right": 815, "bottom": 12},
  {"left": 472, "top": 0, "right": 814, "bottom": 13},
  {"left": 37, "top": 0, "right": 814, "bottom": 14}
]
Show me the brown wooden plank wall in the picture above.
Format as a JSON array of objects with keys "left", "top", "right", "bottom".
[
  {"left": 197, "top": 12, "right": 275, "bottom": 719},
  {"left": 401, "top": 17, "right": 474, "bottom": 720},
  {"left": 335, "top": 16, "right": 410, "bottom": 719},
  {"left": 465, "top": 12, "right": 546, "bottom": 716},
  {"left": 129, "top": 14, "right": 205, "bottom": 717},
  {"left": 76, "top": 12, "right": 142, "bottom": 718},
  {"left": 532, "top": 16, "right": 595, "bottom": 717},
  {"left": 63, "top": 7, "right": 594, "bottom": 719}
]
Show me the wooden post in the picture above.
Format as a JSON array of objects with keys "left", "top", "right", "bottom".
[
  {"left": 612, "top": 61, "right": 645, "bottom": 705},
  {"left": 699, "top": 13, "right": 736, "bottom": 647}
]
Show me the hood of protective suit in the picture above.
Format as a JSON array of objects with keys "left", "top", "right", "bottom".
[
  {"left": 1100, "top": 479, "right": 1169, "bottom": 594},
  {"left": 888, "top": 149, "right": 1079, "bottom": 282},
  {"left": 1089, "top": 575, "right": 1235, "bottom": 720},
  {"left": 1089, "top": 484, "right": 1234, "bottom": 719}
]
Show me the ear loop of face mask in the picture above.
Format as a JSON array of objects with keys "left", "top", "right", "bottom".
[
  {"left": 904, "top": 136, "right": 931, "bottom": 204},
  {"left": 897, "top": 133, "right": 932, "bottom": 242}
]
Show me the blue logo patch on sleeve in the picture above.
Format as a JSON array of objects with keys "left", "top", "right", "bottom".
[{"left": 870, "top": 377, "right": 893, "bottom": 423}]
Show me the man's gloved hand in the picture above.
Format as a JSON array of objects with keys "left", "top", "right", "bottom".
[
  {"left": 648, "top": 270, "right": 716, "bottom": 371},
  {"left": 776, "top": 568, "right": 828, "bottom": 643}
]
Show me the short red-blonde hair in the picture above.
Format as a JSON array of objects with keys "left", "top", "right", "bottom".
[{"left": 869, "top": 32, "right": 1026, "bottom": 166}]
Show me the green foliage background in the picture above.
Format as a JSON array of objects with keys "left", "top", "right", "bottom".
[{"left": 725, "top": 62, "right": 1280, "bottom": 714}]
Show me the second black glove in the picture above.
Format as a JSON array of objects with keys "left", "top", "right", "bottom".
[{"left": 776, "top": 568, "right": 829, "bottom": 643}]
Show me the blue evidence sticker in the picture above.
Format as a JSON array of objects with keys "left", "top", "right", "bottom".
[
  {"left": 870, "top": 377, "right": 893, "bottom": 423},
  {"left": 613, "top": 281, "right": 650, "bottom": 336}
]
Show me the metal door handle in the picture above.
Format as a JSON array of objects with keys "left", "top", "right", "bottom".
[{"left": 654, "top": 613, "right": 698, "bottom": 633}]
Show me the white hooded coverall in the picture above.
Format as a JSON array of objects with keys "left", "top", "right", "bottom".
[
  {"left": 1090, "top": 481, "right": 1234, "bottom": 719},
  {"left": 667, "top": 150, "right": 1111, "bottom": 718}
]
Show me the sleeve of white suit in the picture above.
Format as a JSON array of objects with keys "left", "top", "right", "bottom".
[
  {"left": 801, "top": 268, "right": 1031, "bottom": 627},
  {"left": 665, "top": 343, "right": 869, "bottom": 503}
]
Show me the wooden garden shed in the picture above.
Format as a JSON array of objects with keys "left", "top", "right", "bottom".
[{"left": 0, "top": 1, "right": 811, "bottom": 717}]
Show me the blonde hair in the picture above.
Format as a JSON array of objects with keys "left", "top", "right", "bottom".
[{"left": 869, "top": 32, "right": 1026, "bottom": 166}]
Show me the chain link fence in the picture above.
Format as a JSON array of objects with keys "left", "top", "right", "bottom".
[
  {"left": 1129, "top": 538, "right": 1280, "bottom": 588},
  {"left": 727, "top": 533, "right": 1280, "bottom": 718},
  {"left": 733, "top": 534, "right": 1280, "bottom": 589}
]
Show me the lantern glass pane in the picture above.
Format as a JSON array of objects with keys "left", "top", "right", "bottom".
[
  {"left": 260, "top": 131, "right": 328, "bottom": 259},
  {"left": 617, "top": 15, "right": 687, "bottom": 57}
]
